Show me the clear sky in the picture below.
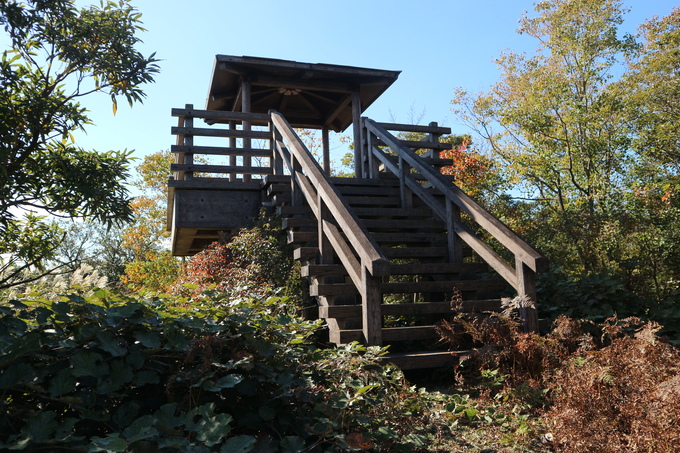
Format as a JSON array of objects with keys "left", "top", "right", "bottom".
[{"left": 69, "top": 0, "right": 678, "bottom": 167}]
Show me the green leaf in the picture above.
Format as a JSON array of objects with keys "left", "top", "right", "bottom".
[
  {"left": 48, "top": 367, "right": 77, "bottom": 397},
  {"left": 89, "top": 435, "right": 127, "bottom": 452},
  {"left": 122, "top": 415, "right": 157, "bottom": 443},
  {"left": 280, "top": 435, "right": 306, "bottom": 453},
  {"left": 70, "top": 351, "right": 106, "bottom": 377},
  {"left": 220, "top": 435, "right": 256, "bottom": 453},
  {"left": 97, "top": 330, "right": 126, "bottom": 357},
  {"left": 134, "top": 330, "right": 161, "bottom": 348},
  {"left": 196, "top": 413, "right": 232, "bottom": 447},
  {"left": 24, "top": 410, "right": 58, "bottom": 442},
  {"left": 258, "top": 406, "right": 276, "bottom": 421}
]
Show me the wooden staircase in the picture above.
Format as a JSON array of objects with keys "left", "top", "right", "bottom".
[
  {"left": 265, "top": 175, "right": 508, "bottom": 368},
  {"left": 168, "top": 106, "right": 548, "bottom": 370}
]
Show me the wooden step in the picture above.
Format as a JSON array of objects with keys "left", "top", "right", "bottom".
[
  {"left": 381, "top": 350, "right": 469, "bottom": 370},
  {"left": 335, "top": 185, "right": 400, "bottom": 196},
  {"left": 370, "top": 232, "right": 447, "bottom": 244},
  {"left": 362, "top": 219, "right": 445, "bottom": 230},
  {"left": 287, "top": 231, "right": 317, "bottom": 244},
  {"left": 310, "top": 283, "right": 357, "bottom": 296},
  {"left": 319, "top": 299, "right": 501, "bottom": 318},
  {"left": 338, "top": 326, "right": 439, "bottom": 343},
  {"left": 301, "top": 264, "right": 347, "bottom": 277},
  {"left": 388, "top": 262, "right": 488, "bottom": 275},
  {"left": 282, "top": 218, "right": 316, "bottom": 228},
  {"left": 270, "top": 193, "right": 291, "bottom": 205},
  {"left": 266, "top": 183, "right": 290, "bottom": 196},
  {"left": 293, "top": 247, "right": 318, "bottom": 261},
  {"left": 277, "top": 205, "right": 312, "bottom": 216},
  {"left": 381, "top": 279, "right": 506, "bottom": 294},
  {"left": 343, "top": 196, "right": 401, "bottom": 207},
  {"left": 329, "top": 177, "right": 401, "bottom": 188},
  {"left": 382, "top": 247, "right": 449, "bottom": 259},
  {"left": 353, "top": 207, "right": 433, "bottom": 218}
]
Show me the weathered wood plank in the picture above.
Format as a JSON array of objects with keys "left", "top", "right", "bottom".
[
  {"left": 381, "top": 279, "right": 506, "bottom": 294},
  {"left": 375, "top": 122, "right": 451, "bottom": 135},
  {"left": 171, "top": 164, "right": 273, "bottom": 175},
  {"left": 171, "top": 145, "right": 271, "bottom": 157},
  {"left": 171, "top": 126, "right": 271, "bottom": 140},
  {"left": 338, "top": 326, "right": 438, "bottom": 343},
  {"left": 381, "top": 247, "right": 449, "bottom": 258},
  {"left": 352, "top": 207, "right": 433, "bottom": 218},
  {"left": 301, "top": 264, "right": 347, "bottom": 277},
  {"left": 293, "top": 247, "right": 318, "bottom": 261},
  {"left": 171, "top": 107, "right": 270, "bottom": 123},
  {"left": 382, "top": 351, "right": 468, "bottom": 370},
  {"left": 168, "top": 179, "right": 262, "bottom": 190},
  {"left": 388, "top": 262, "right": 488, "bottom": 275}
]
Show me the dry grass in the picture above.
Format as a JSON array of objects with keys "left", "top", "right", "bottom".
[{"left": 435, "top": 298, "right": 680, "bottom": 453}]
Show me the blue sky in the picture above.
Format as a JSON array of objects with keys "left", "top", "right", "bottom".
[{"left": 70, "top": 0, "right": 678, "bottom": 167}]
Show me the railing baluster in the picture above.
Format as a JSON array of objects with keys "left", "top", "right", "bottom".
[{"left": 446, "top": 198, "right": 464, "bottom": 264}]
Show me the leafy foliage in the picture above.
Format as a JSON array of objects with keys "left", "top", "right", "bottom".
[
  {"left": 172, "top": 217, "right": 300, "bottom": 300},
  {"left": 0, "top": 290, "right": 448, "bottom": 452},
  {"left": 0, "top": 0, "right": 159, "bottom": 288}
]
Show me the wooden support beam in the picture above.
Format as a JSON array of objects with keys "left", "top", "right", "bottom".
[
  {"left": 242, "top": 78, "right": 252, "bottom": 182},
  {"left": 361, "top": 266, "right": 382, "bottom": 346},
  {"left": 322, "top": 126, "right": 330, "bottom": 175},
  {"left": 516, "top": 257, "right": 539, "bottom": 333},
  {"left": 352, "top": 90, "right": 362, "bottom": 178}
]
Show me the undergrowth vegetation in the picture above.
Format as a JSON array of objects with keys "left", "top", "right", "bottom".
[{"left": 2, "top": 222, "right": 679, "bottom": 452}]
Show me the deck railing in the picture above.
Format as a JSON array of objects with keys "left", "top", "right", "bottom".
[
  {"left": 170, "top": 104, "right": 273, "bottom": 185},
  {"left": 361, "top": 118, "right": 548, "bottom": 332}
]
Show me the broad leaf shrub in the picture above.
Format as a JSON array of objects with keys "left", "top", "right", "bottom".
[{"left": 0, "top": 290, "right": 437, "bottom": 452}]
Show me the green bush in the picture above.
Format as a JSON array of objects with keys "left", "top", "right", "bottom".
[{"left": 0, "top": 290, "right": 437, "bottom": 452}]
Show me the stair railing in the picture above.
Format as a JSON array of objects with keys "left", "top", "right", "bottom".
[
  {"left": 270, "top": 111, "right": 389, "bottom": 345},
  {"left": 362, "top": 118, "right": 548, "bottom": 332}
]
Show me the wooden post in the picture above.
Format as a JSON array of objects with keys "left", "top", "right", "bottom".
[
  {"left": 183, "top": 104, "right": 194, "bottom": 181},
  {"left": 352, "top": 90, "right": 363, "bottom": 178},
  {"left": 361, "top": 265, "right": 382, "bottom": 346},
  {"left": 242, "top": 78, "right": 252, "bottom": 182},
  {"left": 398, "top": 156, "right": 413, "bottom": 209},
  {"left": 516, "top": 257, "right": 539, "bottom": 333},
  {"left": 272, "top": 125, "right": 284, "bottom": 175},
  {"left": 428, "top": 121, "right": 439, "bottom": 157},
  {"left": 229, "top": 120, "right": 237, "bottom": 181},
  {"left": 318, "top": 194, "right": 333, "bottom": 265},
  {"left": 322, "top": 126, "right": 330, "bottom": 175},
  {"left": 446, "top": 198, "right": 464, "bottom": 263}
]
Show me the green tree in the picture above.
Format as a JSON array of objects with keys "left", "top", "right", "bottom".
[
  {"left": 452, "top": 0, "right": 637, "bottom": 274},
  {"left": 623, "top": 7, "right": 680, "bottom": 164},
  {"left": 121, "top": 150, "right": 182, "bottom": 292},
  {"left": 0, "top": 0, "right": 158, "bottom": 288}
]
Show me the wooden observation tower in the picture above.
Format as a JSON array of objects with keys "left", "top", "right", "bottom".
[{"left": 167, "top": 55, "right": 548, "bottom": 369}]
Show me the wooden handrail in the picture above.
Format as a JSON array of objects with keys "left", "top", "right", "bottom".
[
  {"left": 364, "top": 118, "right": 547, "bottom": 273},
  {"left": 270, "top": 111, "right": 389, "bottom": 280},
  {"left": 362, "top": 118, "right": 546, "bottom": 332}
]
